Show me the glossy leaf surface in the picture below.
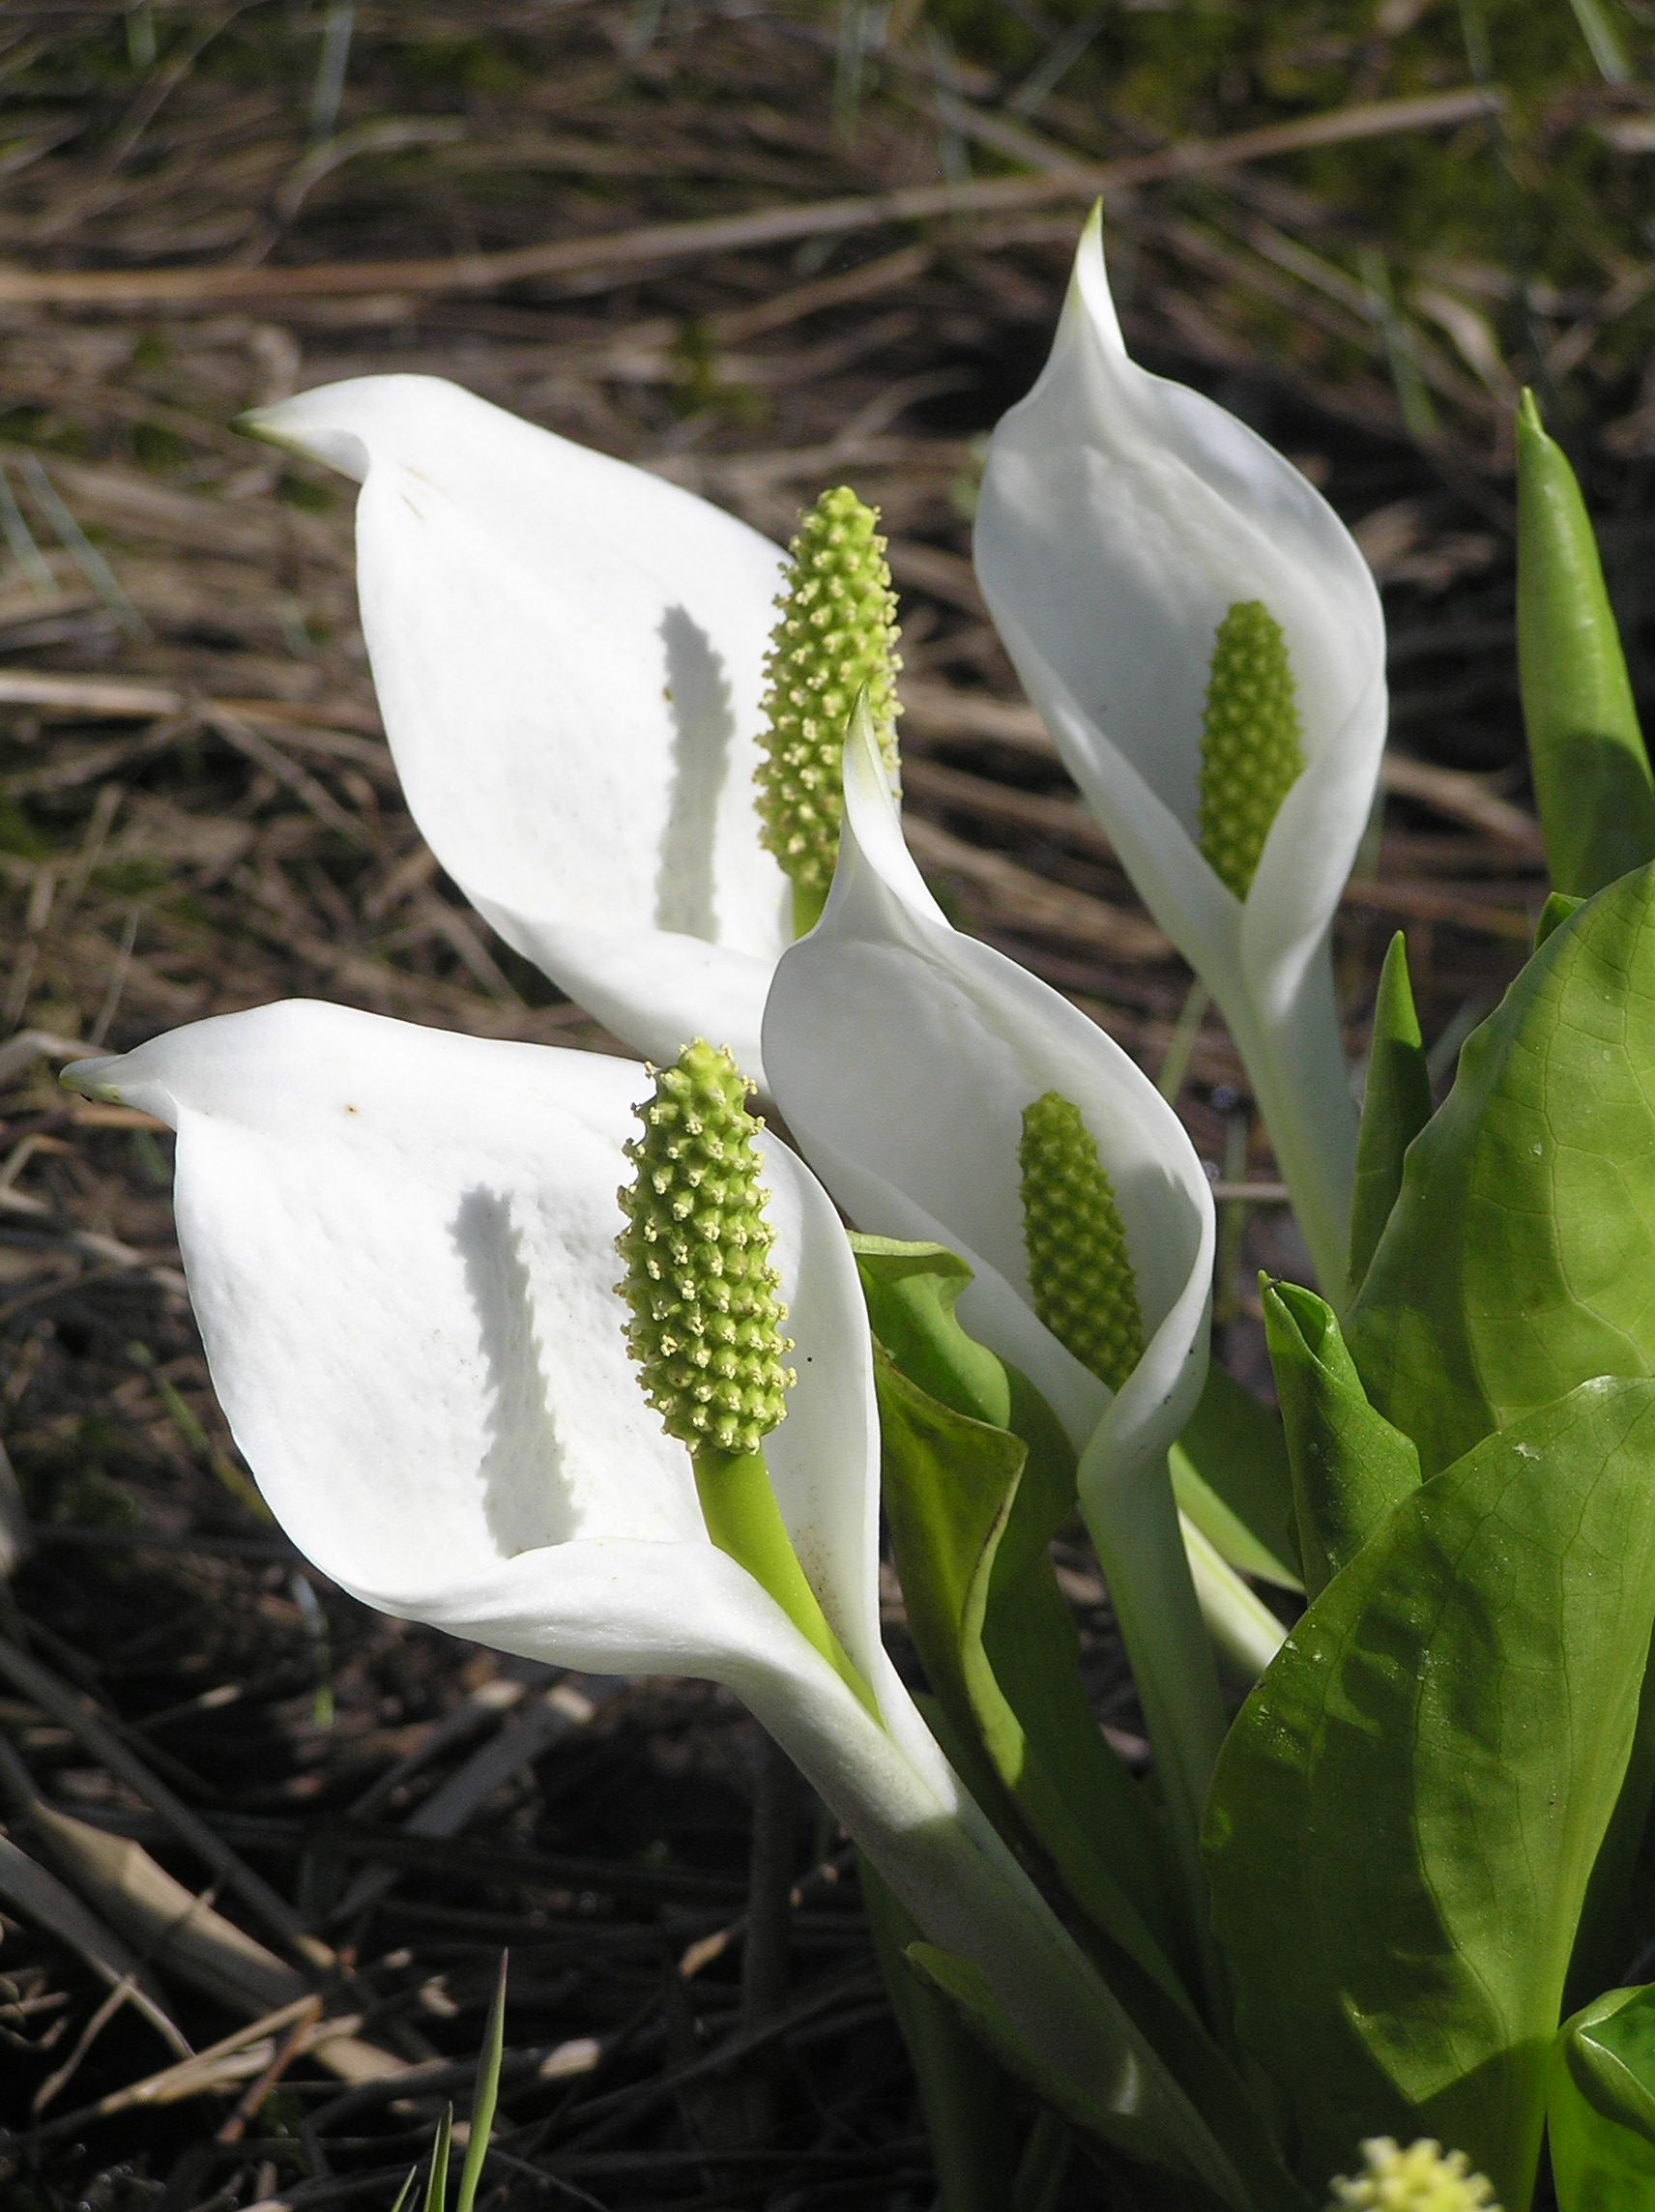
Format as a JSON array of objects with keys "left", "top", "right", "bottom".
[
  {"left": 1205, "top": 1378, "right": 1655, "bottom": 2209},
  {"left": 1550, "top": 1985, "right": 1655, "bottom": 2212}
]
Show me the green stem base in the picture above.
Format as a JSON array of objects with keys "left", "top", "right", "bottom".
[{"left": 694, "top": 1444, "right": 876, "bottom": 1714}]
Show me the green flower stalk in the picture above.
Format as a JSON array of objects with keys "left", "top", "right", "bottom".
[
  {"left": 1199, "top": 600, "right": 1306, "bottom": 902},
  {"left": 1019, "top": 1090, "right": 1146, "bottom": 1393},
  {"left": 756, "top": 485, "right": 902, "bottom": 936},
  {"left": 1327, "top": 2139, "right": 1499, "bottom": 2211},
  {"left": 617, "top": 1039, "right": 871, "bottom": 1707}
]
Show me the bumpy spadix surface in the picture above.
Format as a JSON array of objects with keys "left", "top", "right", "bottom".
[
  {"left": 755, "top": 486, "right": 901, "bottom": 908},
  {"left": 1328, "top": 2139, "right": 1498, "bottom": 2210},
  {"left": 617, "top": 1040, "right": 794, "bottom": 1454},
  {"left": 1199, "top": 601, "right": 1304, "bottom": 900},
  {"left": 1019, "top": 1090, "right": 1146, "bottom": 1394}
]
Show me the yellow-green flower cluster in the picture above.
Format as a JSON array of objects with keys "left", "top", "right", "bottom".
[
  {"left": 1019, "top": 1090, "right": 1146, "bottom": 1394},
  {"left": 616, "top": 1040, "right": 794, "bottom": 1456},
  {"left": 755, "top": 485, "right": 901, "bottom": 926},
  {"left": 1327, "top": 2138, "right": 1500, "bottom": 2212},
  {"left": 1199, "top": 598, "right": 1305, "bottom": 900}
]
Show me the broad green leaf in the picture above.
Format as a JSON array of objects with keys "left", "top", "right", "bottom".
[
  {"left": 1550, "top": 1986, "right": 1655, "bottom": 2211},
  {"left": 861, "top": 1855, "right": 1022, "bottom": 2212},
  {"left": 906, "top": 1946, "right": 1308, "bottom": 2212},
  {"left": 1169, "top": 1360, "right": 1302, "bottom": 1592},
  {"left": 1348, "top": 864, "right": 1655, "bottom": 1476},
  {"left": 1204, "top": 1378, "right": 1655, "bottom": 2210},
  {"left": 1517, "top": 389, "right": 1655, "bottom": 900},
  {"left": 872, "top": 1346, "right": 1187, "bottom": 2000},
  {"left": 1349, "top": 932, "right": 1433, "bottom": 1298},
  {"left": 1262, "top": 1279, "right": 1418, "bottom": 1600}
]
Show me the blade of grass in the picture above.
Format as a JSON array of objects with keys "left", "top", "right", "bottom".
[{"left": 454, "top": 1956, "right": 508, "bottom": 2212}]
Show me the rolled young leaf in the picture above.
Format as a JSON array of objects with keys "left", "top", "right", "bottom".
[
  {"left": 247, "top": 377, "right": 791, "bottom": 1080},
  {"left": 974, "top": 205, "right": 1386, "bottom": 1297},
  {"left": 1205, "top": 1377, "right": 1655, "bottom": 2209},
  {"left": 1348, "top": 861, "right": 1655, "bottom": 1477},
  {"left": 1348, "top": 932, "right": 1432, "bottom": 1300},
  {"left": 1516, "top": 388, "right": 1655, "bottom": 900},
  {"left": 1261, "top": 1279, "right": 1418, "bottom": 1601}
]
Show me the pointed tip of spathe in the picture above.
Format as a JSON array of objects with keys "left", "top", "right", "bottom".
[
  {"left": 60, "top": 1054, "right": 126, "bottom": 1105},
  {"left": 238, "top": 385, "right": 374, "bottom": 483}
]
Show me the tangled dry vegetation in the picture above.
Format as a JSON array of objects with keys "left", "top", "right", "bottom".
[{"left": 0, "top": 4, "right": 1648, "bottom": 2208}]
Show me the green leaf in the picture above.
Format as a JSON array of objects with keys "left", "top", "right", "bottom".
[
  {"left": 861, "top": 1855, "right": 1022, "bottom": 2212},
  {"left": 1516, "top": 388, "right": 1655, "bottom": 899},
  {"left": 1349, "top": 932, "right": 1433, "bottom": 1298},
  {"left": 855, "top": 1235, "right": 1192, "bottom": 1983},
  {"left": 851, "top": 1235, "right": 1011, "bottom": 1429},
  {"left": 1348, "top": 862, "right": 1655, "bottom": 1477},
  {"left": 454, "top": 1952, "right": 507, "bottom": 2212},
  {"left": 872, "top": 1345, "right": 1186, "bottom": 2001},
  {"left": 1550, "top": 1986, "right": 1655, "bottom": 2211},
  {"left": 1204, "top": 1378, "right": 1655, "bottom": 2210},
  {"left": 1261, "top": 1279, "right": 1418, "bottom": 1601},
  {"left": 1169, "top": 1359, "right": 1302, "bottom": 1592}
]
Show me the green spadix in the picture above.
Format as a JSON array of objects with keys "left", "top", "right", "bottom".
[
  {"left": 1199, "top": 600, "right": 1305, "bottom": 901},
  {"left": 616, "top": 1039, "right": 870, "bottom": 1706},
  {"left": 1018, "top": 1090, "right": 1145, "bottom": 1394},
  {"left": 755, "top": 484, "right": 902, "bottom": 936}
]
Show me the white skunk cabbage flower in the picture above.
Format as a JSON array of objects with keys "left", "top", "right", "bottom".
[
  {"left": 974, "top": 207, "right": 1387, "bottom": 1297},
  {"left": 762, "top": 702, "right": 1256, "bottom": 1957},
  {"left": 247, "top": 377, "right": 791, "bottom": 1081},
  {"left": 61, "top": 1004, "right": 1252, "bottom": 2204}
]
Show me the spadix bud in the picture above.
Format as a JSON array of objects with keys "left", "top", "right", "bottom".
[
  {"left": 1199, "top": 600, "right": 1305, "bottom": 900},
  {"left": 755, "top": 485, "right": 902, "bottom": 934},
  {"left": 1018, "top": 1090, "right": 1146, "bottom": 1393},
  {"left": 1327, "top": 2139, "right": 1500, "bottom": 2212},
  {"left": 616, "top": 1039, "right": 794, "bottom": 1455}
]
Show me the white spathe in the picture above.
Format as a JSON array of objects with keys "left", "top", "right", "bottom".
[
  {"left": 248, "top": 377, "right": 791, "bottom": 1081},
  {"left": 763, "top": 703, "right": 1215, "bottom": 1496},
  {"left": 61, "top": 1004, "right": 1239, "bottom": 2185},
  {"left": 973, "top": 207, "right": 1387, "bottom": 1298},
  {"left": 762, "top": 707, "right": 1234, "bottom": 1936}
]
